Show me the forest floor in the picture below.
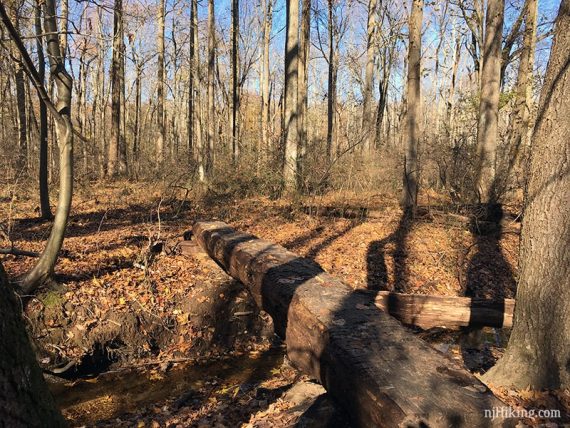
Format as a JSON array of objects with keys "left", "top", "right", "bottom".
[{"left": 1, "top": 181, "right": 568, "bottom": 426}]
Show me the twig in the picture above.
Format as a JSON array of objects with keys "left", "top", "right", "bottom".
[{"left": 0, "top": 248, "right": 40, "bottom": 257}]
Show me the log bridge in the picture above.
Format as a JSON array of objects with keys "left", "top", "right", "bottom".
[{"left": 192, "top": 221, "right": 515, "bottom": 427}]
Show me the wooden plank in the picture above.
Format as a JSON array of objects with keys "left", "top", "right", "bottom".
[
  {"left": 181, "top": 235, "right": 514, "bottom": 329},
  {"left": 193, "top": 222, "right": 515, "bottom": 427}
]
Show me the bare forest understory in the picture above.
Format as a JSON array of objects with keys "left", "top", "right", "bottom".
[{"left": 1, "top": 182, "right": 568, "bottom": 426}]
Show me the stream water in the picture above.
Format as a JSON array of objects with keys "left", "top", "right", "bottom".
[{"left": 48, "top": 348, "right": 286, "bottom": 426}]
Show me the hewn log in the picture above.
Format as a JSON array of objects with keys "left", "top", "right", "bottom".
[
  {"left": 180, "top": 238, "right": 514, "bottom": 329},
  {"left": 374, "top": 291, "right": 514, "bottom": 329},
  {"left": 193, "top": 221, "right": 515, "bottom": 427}
]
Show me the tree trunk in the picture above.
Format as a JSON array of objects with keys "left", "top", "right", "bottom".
[
  {"left": 283, "top": 0, "right": 299, "bottom": 191},
  {"left": 192, "top": 0, "right": 205, "bottom": 182},
  {"left": 326, "top": 0, "right": 336, "bottom": 166},
  {"left": 108, "top": 0, "right": 123, "bottom": 177},
  {"left": 188, "top": 0, "right": 195, "bottom": 167},
  {"left": 297, "top": 0, "right": 310, "bottom": 187},
  {"left": 156, "top": 0, "right": 165, "bottom": 165},
  {"left": 9, "top": 2, "right": 28, "bottom": 174},
  {"left": 231, "top": 0, "right": 240, "bottom": 164},
  {"left": 261, "top": 0, "right": 273, "bottom": 165},
  {"left": 362, "top": 0, "right": 378, "bottom": 152},
  {"left": 482, "top": 0, "right": 570, "bottom": 390},
  {"left": 0, "top": 0, "right": 75, "bottom": 293},
  {"left": 475, "top": 0, "right": 504, "bottom": 203},
  {"left": 0, "top": 263, "right": 66, "bottom": 427},
  {"left": 402, "top": 0, "right": 423, "bottom": 209},
  {"left": 206, "top": 0, "right": 215, "bottom": 176},
  {"left": 35, "top": 0, "right": 52, "bottom": 220}
]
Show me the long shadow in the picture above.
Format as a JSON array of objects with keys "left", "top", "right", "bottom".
[
  {"left": 461, "top": 203, "right": 517, "bottom": 372},
  {"left": 10, "top": 204, "right": 158, "bottom": 241},
  {"left": 366, "top": 208, "right": 413, "bottom": 292}
]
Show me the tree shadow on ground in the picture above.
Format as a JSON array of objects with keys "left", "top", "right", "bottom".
[
  {"left": 460, "top": 203, "right": 517, "bottom": 373},
  {"left": 366, "top": 208, "right": 414, "bottom": 292}
]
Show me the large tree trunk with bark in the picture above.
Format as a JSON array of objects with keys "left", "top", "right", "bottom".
[
  {"left": 0, "top": 263, "right": 66, "bottom": 427},
  {"left": 475, "top": 0, "right": 504, "bottom": 203},
  {"left": 483, "top": 0, "right": 570, "bottom": 390},
  {"left": 192, "top": 222, "right": 514, "bottom": 427},
  {"left": 326, "top": 0, "right": 336, "bottom": 166},
  {"left": 283, "top": 0, "right": 299, "bottom": 191},
  {"left": 402, "top": 0, "right": 423, "bottom": 208}
]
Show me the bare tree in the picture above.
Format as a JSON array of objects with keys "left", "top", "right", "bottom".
[
  {"left": 283, "top": 0, "right": 299, "bottom": 191},
  {"left": 298, "top": 0, "right": 311, "bottom": 186},
  {"left": 475, "top": 0, "right": 504, "bottom": 203},
  {"left": 0, "top": 0, "right": 75, "bottom": 293},
  {"left": 483, "top": 0, "right": 570, "bottom": 389},
  {"left": 260, "top": 0, "right": 273, "bottom": 162},
  {"left": 362, "top": 0, "right": 378, "bottom": 152},
  {"left": 206, "top": 0, "right": 215, "bottom": 176},
  {"left": 35, "top": 0, "right": 51, "bottom": 219},
  {"left": 402, "top": 0, "right": 424, "bottom": 209},
  {"left": 156, "top": 0, "right": 166, "bottom": 165}
]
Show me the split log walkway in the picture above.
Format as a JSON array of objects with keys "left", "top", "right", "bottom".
[{"left": 192, "top": 222, "right": 515, "bottom": 427}]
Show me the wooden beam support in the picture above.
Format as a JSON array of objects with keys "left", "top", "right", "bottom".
[{"left": 193, "top": 221, "right": 514, "bottom": 427}]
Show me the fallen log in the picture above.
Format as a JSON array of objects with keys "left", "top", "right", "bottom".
[
  {"left": 193, "top": 221, "right": 515, "bottom": 427},
  {"left": 373, "top": 291, "right": 514, "bottom": 329},
  {"left": 180, "top": 239, "right": 514, "bottom": 329}
]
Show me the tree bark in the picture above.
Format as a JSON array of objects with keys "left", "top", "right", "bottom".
[
  {"left": 297, "top": 0, "right": 310, "bottom": 188},
  {"left": 156, "top": 0, "right": 166, "bottom": 165},
  {"left": 108, "top": 0, "right": 124, "bottom": 177},
  {"left": 475, "top": 0, "right": 504, "bottom": 203},
  {"left": 206, "top": 0, "right": 215, "bottom": 176},
  {"left": 483, "top": 0, "right": 570, "bottom": 390},
  {"left": 231, "top": 0, "right": 240, "bottom": 164},
  {"left": 192, "top": 0, "right": 205, "bottom": 182},
  {"left": 326, "top": 0, "right": 336, "bottom": 167},
  {"left": 0, "top": 262, "right": 66, "bottom": 427},
  {"left": 402, "top": 0, "right": 423, "bottom": 209},
  {"left": 362, "top": 0, "right": 378, "bottom": 152},
  {"left": 35, "top": 0, "right": 52, "bottom": 220},
  {"left": 283, "top": 0, "right": 299, "bottom": 191},
  {"left": 260, "top": 0, "right": 273, "bottom": 165}
]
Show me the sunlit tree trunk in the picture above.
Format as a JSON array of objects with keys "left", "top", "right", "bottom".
[
  {"left": 362, "top": 0, "right": 378, "bottom": 152},
  {"left": 231, "top": 0, "right": 240, "bottom": 164},
  {"left": 402, "top": 0, "right": 423, "bottom": 209},
  {"left": 298, "top": 0, "right": 310, "bottom": 187},
  {"left": 206, "top": 0, "right": 215, "bottom": 176},
  {"left": 156, "top": 0, "right": 165, "bottom": 165},
  {"left": 108, "top": 0, "right": 123, "bottom": 177},
  {"left": 483, "top": 0, "right": 570, "bottom": 389},
  {"left": 260, "top": 0, "right": 273, "bottom": 164},
  {"left": 192, "top": 0, "right": 205, "bottom": 182},
  {"left": 326, "top": 0, "right": 336, "bottom": 165},
  {"left": 475, "top": 0, "right": 504, "bottom": 203},
  {"left": 283, "top": 0, "right": 299, "bottom": 191}
]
